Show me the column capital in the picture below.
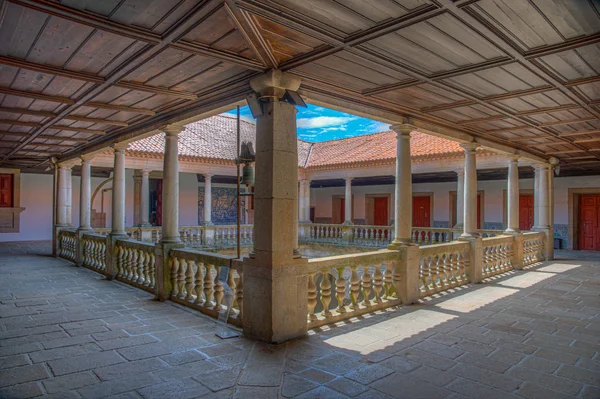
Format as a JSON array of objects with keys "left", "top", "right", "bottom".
[
  {"left": 142, "top": 169, "right": 151, "bottom": 176},
  {"left": 455, "top": 169, "right": 465, "bottom": 177},
  {"left": 203, "top": 173, "right": 213, "bottom": 179},
  {"left": 112, "top": 142, "right": 128, "bottom": 152},
  {"left": 460, "top": 142, "right": 479, "bottom": 152},
  {"left": 390, "top": 123, "right": 413, "bottom": 136},
  {"left": 250, "top": 69, "right": 301, "bottom": 99},
  {"left": 162, "top": 124, "right": 185, "bottom": 136},
  {"left": 344, "top": 177, "right": 353, "bottom": 183},
  {"left": 58, "top": 161, "right": 76, "bottom": 169},
  {"left": 80, "top": 154, "right": 94, "bottom": 163},
  {"left": 548, "top": 157, "right": 559, "bottom": 166}
]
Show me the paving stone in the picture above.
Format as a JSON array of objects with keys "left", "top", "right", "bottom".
[
  {"left": 28, "top": 343, "right": 101, "bottom": 363},
  {"left": 281, "top": 374, "right": 319, "bottom": 397},
  {"left": 137, "top": 378, "right": 210, "bottom": 399},
  {"left": 298, "top": 367, "right": 337, "bottom": 384},
  {"left": 407, "top": 365, "right": 458, "bottom": 387},
  {"left": 453, "top": 340, "right": 496, "bottom": 355},
  {"left": 0, "top": 382, "right": 44, "bottom": 399},
  {"left": 487, "top": 348, "right": 526, "bottom": 365},
  {"left": 41, "top": 334, "right": 95, "bottom": 349},
  {"left": 310, "top": 353, "right": 364, "bottom": 375},
  {"left": 193, "top": 366, "right": 242, "bottom": 392},
  {"left": 0, "top": 324, "right": 63, "bottom": 340},
  {"left": 42, "top": 371, "right": 98, "bottom": 394},
  {"left": 326, "top": 377, "right": 370, "bottom": 397},
  {"left": 515, "top": 382, "right": 574, "bottom": 399},
  {"left": 414, "top": 340, "right": 465, "bottom": 359},
  {"left": 507, "top": 365, "right": 584, "bottom": 395},
  {"left": 95, "top": 357, "right": 169, "bottom": 380},
  {"left": 532, "top": 348, "right": 579, "bottom": 365},
  {"left": 355, "top": 389, "right": 394, "bottom": 399},
  {"left": 238, "top": 363, "right": 283, "bottom": 387},
  {"left": 48, "top": 350, "right": 126, "bottom": 376},
  {"left": 296, "top": 386, "right": 350, "bottom": 399},
  {"left": 345, "top": 364, "right": 395, "bottom": 385},
  {"left": 520, "top": 355, "right": 561, "bottom": 373},
  {"left": 581, "top": 385, "right": 600, "bottom": 399},
  {"left": 91, "top": 329, "right": 130, "bottom": 341},
  {"left": 446, "top": 377, "right": 519, "bottom": 399},
  {"left": 0, "top": 354, "right": 30, "bottom": 370},
  {"left": 66, "top": 325, "right": 110, "bottom": 336},
  {"left": 97, "top": 334, "right": 159, "bottom": 350},
  {"left": 232, "top": 386, "right": 279, "bottom": 399},
  {"left": 77, "top": 373, "right": 162, "bottom": 399},
  {"left": 456, "top": 352, "right": 511, "bottom": 373},
  {"left": 371, "top": 372, "right": 451, "bottom": 399},
  {"left": 448, "top": 363, "right": 522, "bottom": 391},
  {"left": 0, "top": 363, "right": 50, "bottom": 388},
  {"left": 153, "top": 359, "right": 219, "bottom": 381},
  {"left": 556, "top": 364, "right": 600, "bottom": 385},
  {"left": 160, "top": 349, "right": 207, "bottom": 366},
  {"left": 397, "top": 348, "right": 457, "bottom": 371}
]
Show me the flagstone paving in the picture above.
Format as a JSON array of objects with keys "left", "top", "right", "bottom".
[{"left": 0, "top": 241, "right": 599, "bottom": 398}]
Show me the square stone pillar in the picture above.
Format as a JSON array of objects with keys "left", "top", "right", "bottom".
[{"left": 242, "top": 70, "right": 308, "bottom": 343}]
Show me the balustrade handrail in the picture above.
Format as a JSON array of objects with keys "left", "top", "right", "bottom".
[
  {"left": 481, "top": 234, "right": 513, "bottom": 244},
  {"left": 169, "top": 247, "right": 237, "bottom": 269},
  {"left": 307, "top": 249, "right": 397, "bottom": 273},
  {"left": 114, "top": 238, "right": 155, "bottom": 251},
  {"left": 419, "top": 240, "right": 470, "bottom": 257}
]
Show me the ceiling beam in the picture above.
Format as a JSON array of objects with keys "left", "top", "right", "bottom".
[
  {"left": 0, "top": 87, "right": 75, "bottom": 104},
  {"left": 362, "top": 79, "right": 421, "bottom": 96},
  {"left": 538, "top": 117, "right": 597, "bottom": 128},
  {"left": 114, "top": 81, "right": 198, "bottom": 100},
  {"left": 49, "top": 125, "right": 106, "bottom": 135},
  {"left": 171, "top": 41, "right": 266, "bottom": 71},
  {"left": 564, "top": 75, "right": 600, "bottom": 87},
  {"left": 515, "top": 104, "right": 581, "bottom": 116},
  {"left": 39, "top": 135, "right": 89, "bottom": 142},
  {"left": 523, "top": 32, "right": 600, "bottom": 59},
  {"left": 63, "top": 115, "right": 129, "bottom": 127},
  {"left": 9, "top": 0, "right": 161, "bottom": 44},
  {"left": 84, "top": 102, "right": 156, "bottom": 116},
  {"left": 557, "top": 129, "right": 600, "bottom": 138},
  {"left": 0, "top": 107, "right": 56, "bottom": 118},
  {"left": 0, "top": 119, "right": 40, "bottom": 127},
  {"left": 0, "top": 56, "right": 105, "bottom": 83},
  {"left": 0, "top": 131, "right": 30, "bottom": 138},
  {"left": 420, "top": 100, "right": 476, "bottom": 113},
  {"left": 456, "top": 115, "right": 506, "bottom": 125},
  {"left": 482, "top": 86, "right": 555, "bottom": 102},
  {"left": 485, "top": 126, "right": 533, "bottom": 134},
  {"left": 573, "top": 137, "right": 600, "bottom": 144}
]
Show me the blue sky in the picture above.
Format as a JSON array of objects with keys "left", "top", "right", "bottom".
[{"left": 222, "top": 104, "right": 389, "bottom": 142}]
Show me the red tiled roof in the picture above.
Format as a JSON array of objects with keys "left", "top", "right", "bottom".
[{"left": 128, "top": 115, "right": 466, "bottom": 168}]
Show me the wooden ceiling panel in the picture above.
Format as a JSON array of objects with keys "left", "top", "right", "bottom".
[
  {"left": 123, "top": 48, "right": 192, "bottom": 83},
  {"left": 576, "top": 82, "right": 600, "bottom": 102},
  {"left": 174, "top": 64, "right": 250, "bottom": 93},
  {"left": 465, "top": 0, "right": 597, "bottom": 51},
  {"left": 65, "top": 30, "right": 138, "bottom": 76},
  {"left": 0, "top": 3, "right": 49, "bottom": 59},
  {"left": 494, "top": 91, "right": 575, "bottom": 113},
  {"left": 268, "top": 0, "right": 425, "bottom": 37},
  {"left": 536, "top": 45, "right": 600, "bottom": 82},
  {"left": 27, "top": 16, "right": 95, "bottom": 67},
  {"left": 376, "top": 83, "right": 464, "bottom": 110},
  {"left": 0, "top": 65, "right": 20, "bottom": 87},
  {"left": 294, "top": 63, "right": 379, "bottom": 92},
  {"left": 109, "top": 0, "right": 198, "bottom": 33},
  {"left": 431, "top": 105, "right": 500, "bottom": 123},
  {"left": 145, "top": 56, "right": 219, "bottom": 90}
]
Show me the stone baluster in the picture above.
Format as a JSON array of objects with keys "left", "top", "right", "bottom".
[
  {"left": 361, "top": 266, "right": 372, "bottom": 306},
  {"left": 335, "top": 267, "right": 346, "bottom": 314},
  {"left": 170, "top": 257, "right": 180, "bottom": 298},
  {"left": 350, "top": 265, "right": 360, "bottom": 310},
  {"left": 203, "top": 264, "right": 214, "bottom": 306},
  {"left": 194, "top": 263, "right": 204, "bottom": 305},
  {"left": 307, "top": 272, "right": 317, "bottom": 322},
  {"left": 185, "top": 259, "right": 194, "bottom": 301},
  {"left": 320, "top": 270, "right": 332, "bottom": 318}
]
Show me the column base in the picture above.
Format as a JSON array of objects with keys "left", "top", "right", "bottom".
[
  {"left": 137, "top": 223, "right": 152, "bottom": 228},
  {"left": 503, "top": 228, "right": 521, "bottom": 235},
  {"left": 342, "top": 220, "right": 354, "bottom": 226},
  {"left": 458, "top": 236, "right": 483, "bottom": 284},
  {"left": 202, "top": 221, "right": 214, "bottom": 226},
  {"left": 388, "top": 239, "right": 416, "bottom": 250},
  {"left": 154, "top": 241, "right": 185, "bottom": 301},
  {"left": 160, "top": 237, "right": 182, "bottom": 245},
  {"left": 242, "top": 257, "right": 308, "bottom": 343},
  {"left": 532, "top": 226, "right": 552, "bottom": 260}
]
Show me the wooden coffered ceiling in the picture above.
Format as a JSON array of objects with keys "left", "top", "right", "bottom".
[{"left": 0, "top": 0, "right": 599, "bottom": 173}]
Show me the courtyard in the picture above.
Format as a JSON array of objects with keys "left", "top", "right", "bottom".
[{"left": 1, "top": 241, "right": 598, "bottom": 399}]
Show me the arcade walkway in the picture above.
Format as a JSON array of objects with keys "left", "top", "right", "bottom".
[{"left": 0, "top": 241, "right": 599, "bottom": 399}]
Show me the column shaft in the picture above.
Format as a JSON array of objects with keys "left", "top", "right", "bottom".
[
  {"left": 344, "top": 178, "right": 352, "bottom": 224},
  {"left": 79, "top": 158, "right": 92, "bottom": 230},
  {"left": 538, "top": 165, "right": 550, "bottom": 228},
  {"left": 534, "top": 167, "right": 540, "bottom": 228},
  {"left": 203, "top": 174, "right": 212, "bottom": 225},
  {"left": 391, "top": 127, "right": 412, "bottom": 245},
  {"left": 140, "top": 170, "right": 150, "bottom": 226},
  {"left": 161, "top": 128, "right": 182, "bottom": 242},
  {"left": 57, "top": 165, "right": 72, "bottom": 226},
  {"left": 455, "top": 170, "right": 464, "bottom": 229},
  {"left": 304, "top": 181, "right": 311, "bottom": 222},
  {"left": 461, "top": 143, "right": 478, "bottom": 237},
  {"left": 505, "top": 157, "right": 520, "bottom": 234},
  {"left": 111, "top": 147, "right": 126, "bottom": 236}
]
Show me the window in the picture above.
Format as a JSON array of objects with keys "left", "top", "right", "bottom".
[{"left": 0, "top": 174, "right": 13, "bottom": 207}]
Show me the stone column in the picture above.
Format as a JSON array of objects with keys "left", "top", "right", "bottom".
[
  {"left": 534, "top": 163, "right": 552, "bottom": 260},
  {"left": 390, "top": 124, "right": 413, "bottom": 246},
  {"left": 460, "top": 143, "right": 479, "bottom": 238},
  {"left": 548, "top": 158, "right": 558, "bottom": 259},
  {"left": 79, "top": 156, "right": 93, "bottom": 230},
  {"left": 110, "top": 145, "right": 127, "bottom": 236},
  {"left": 343, "top": 177, "right": 353, "bottom": 225},
  {"left": 56, "top": 163, "right": 73, "bottom": 226},
  {"left": 133, "top": 171, "right": 141, "bottom": 227},
  {"left": 505, "top": 156, "right": 520, "bottom": 234},
  {"left": 298, "top": 179, "right": 311, "bottom": 223},
  {"left": 140, "top": 170, "right": 151, "bottom": 227},
  {"left": 203, "top": 174, "right": 213, "bottom": 225},
  {"left": 453, "top": 169, "right": 464, "bottom": 240},
  {"left": 533, "top": 166, "right": 540, "bottom": 228},
  {"left": 242, "top": 70, "right": 308, "bottom": 343},
  {"left": 161, "top": 125, "right": 184, "bottom": 243}
]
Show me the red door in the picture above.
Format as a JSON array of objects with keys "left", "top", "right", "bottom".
[
  {"left": 413, "top": 196, "right": 430, "bottom": 227},
  {"left": 579, "top": 195, "right": 600, "bottom": 251},
  {"left": 519, "top": 195, "right": 534, "bottom": 231},
  {"left": 0, "top": 174, "right": 13, "bottom": 207},
  {"left": 374, "top": 197, "right": 388, "bottom": 226}
]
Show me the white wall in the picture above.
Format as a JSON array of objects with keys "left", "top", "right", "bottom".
[{"left": 180, "top": 173, "right": 199, "bottom": 226}]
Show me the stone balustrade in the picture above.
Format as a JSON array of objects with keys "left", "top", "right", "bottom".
[
  {"left": 481, "top": 235, "right": 514, "bottom": 278},
  {"left": 412, "top": 227, "right": 452, "bottom": 245},
  {"left": 167, "top": 248, "right": 242, "bottom": 326},
  {"left": 350, "top": 225, "right": 394, "bottom": 246},
  {"left": 58, "top": 228, "right": 77, "bottom": 263},
  {"left": 114, "top": 239, "right": 156, "bottom": 293},
  {"left": 81, "top": 233, "right": 108, "bottom": 273},
  {"left": 523, "top": 232, "right": 545, "bottom": 266},
  {"left": 307, "top": 250, "right": 402, "bottom": 328},
  {"left": 419, "top": 241, "right": 470, "bottom": 297}
]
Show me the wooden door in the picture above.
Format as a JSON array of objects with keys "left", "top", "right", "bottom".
[
  {"left": 519, "top": 195, "right": 534, "bottom": 231},
  {"left": 412, "top": 196, "right": 430, "bottom": 227},
  {"left": 579, "top": 195, "right": 600, "bottom": 251},
  {"left": 374, "top": 197, "right": 388, "bottom": 226},
  {"left": 0, "top": 174, "right": 13, "bottom": 207},
  {"left": 332, "top": 197, "right": 344, "bottom": 224}
]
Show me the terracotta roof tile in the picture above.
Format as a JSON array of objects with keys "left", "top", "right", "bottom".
[{"left": 128, "top": 115, "right": 466, "bottom": 168}]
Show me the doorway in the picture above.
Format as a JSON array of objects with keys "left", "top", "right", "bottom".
[
  {"left": 579, "top": 195, "right": 600, "bottom": 251},
  {"left": 373, "top": 197, "right": 389, "bottom": 226},
  {"left": 413, "top": 196, "right": 431, "bottom": 227},
  {"left": 519, "top": 195, "right": 534, "bottom": 231},
  {"left": 332, "top": 196, "right": 352, "bottom": 224}
]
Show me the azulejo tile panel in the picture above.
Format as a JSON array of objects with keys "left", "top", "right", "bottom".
[{"left": 198, "top": 187, "right": 246, "bottom": 225}]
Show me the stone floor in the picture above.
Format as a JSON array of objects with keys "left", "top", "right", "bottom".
[{"left": 0, "top": 241, "right": 599, "bottom": 399}]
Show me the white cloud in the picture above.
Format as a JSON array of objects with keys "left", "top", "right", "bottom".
[{"left": 297, "top": 116, "right": 357, "bottom": 129}]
